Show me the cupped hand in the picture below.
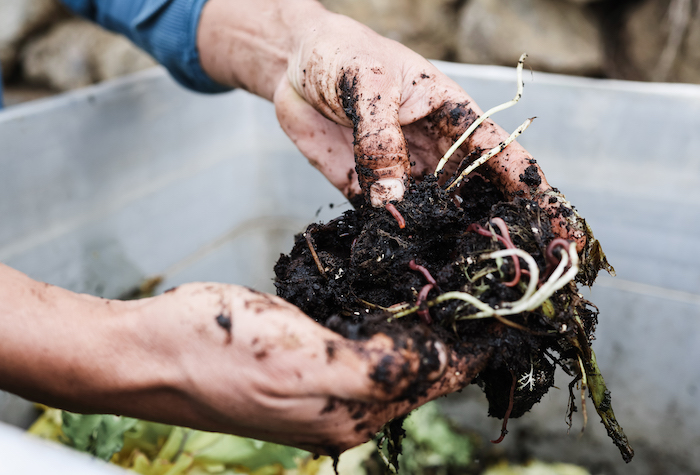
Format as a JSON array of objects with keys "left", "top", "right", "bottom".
[
  {"left": 0, "top": 264, "right": 487, "bottom": 455},
  {"left": 272, "top": 11, "right": 585, "bottom": 248},
  {"left": 128, "top": 283, "right": 489, "bottom": 455}
]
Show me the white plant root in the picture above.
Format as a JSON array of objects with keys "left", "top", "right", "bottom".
[
  {"left": 445, "top": 117, "right": 534, "bottom": 192},
  {"left": 390, "top": 243, "right": 579, "bottom": 321},
  {"left": 434, "top": 53, "right": 528, "bottom": 176},
  {"left": 388, "top": 52, "right": 578, "bottom": 326}
]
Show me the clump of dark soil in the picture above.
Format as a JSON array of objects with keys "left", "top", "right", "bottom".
[{"left": 274, "top": 175, "right": 633, "bottom": 463}]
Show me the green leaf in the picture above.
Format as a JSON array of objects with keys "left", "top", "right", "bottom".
[
  {"left": 186, "top": 432, "right": 305, "bottom": 469},
  {"left": 396, "top": 402, "right": 474, "bottom": 474},
  {"left": 62, "top": 412, "right": 138, "bottom": 461}
]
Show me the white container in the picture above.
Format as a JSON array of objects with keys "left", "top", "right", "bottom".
[{"left": 1, "top": 64, "right": 699, "bottom": 474}]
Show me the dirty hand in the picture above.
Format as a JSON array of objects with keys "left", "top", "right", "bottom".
[
  {"left": 197, "top": 0, "right": 584, "bottom": 247},
  {"left": 126, "top": 284, "right": 489, "bottom": 454},
  {"left": 0, "top": 265, "right": 487, "bottom": 454}
]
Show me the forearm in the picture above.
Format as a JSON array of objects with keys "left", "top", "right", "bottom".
[
  {"left": 197, "top": 0, "right": 328, "bottom": 100},
  {"left": 0, "top": 264, "right": 180, "bottom": 415}
]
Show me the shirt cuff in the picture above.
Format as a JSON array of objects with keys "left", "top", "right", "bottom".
[
  {"left": 130, "top": 0, "right": 230, "bottom": 93},
  {"left": 130, "top": 0, "right": 231, "bottom": 93}
]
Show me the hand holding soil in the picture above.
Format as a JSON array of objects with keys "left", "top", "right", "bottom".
[
  {"left": 273, "top": 16, "right": 585, "bottom": 250},
  {"left": 197, "top": 0, "right": 585, "bottom": 247},
  {"left": 0, "top": 0, "right": 630, "bottom": 466},
  {"left": 145, "top": 284, "right": 490, "bottom": 455},
  {"left": 0, "top": 265, "right": 487, "bottom": 456}
]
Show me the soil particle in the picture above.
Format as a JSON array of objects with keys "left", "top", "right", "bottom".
[
  {"left": 338, "top": 69, "right": 360, "bottom": 130},
  {"left": 427, "top": 101, "right": 477, "bottom": 138},
  {"left": 354, "top": 421, "right": 369, "bottom": 433},
  {"left": 325, "top": 340, "right": 337, "bottom": 362},
  {"left": 519, "top": 164, "right": 542, "bottom": 187},
  {"left": 370, "top": 354, "right": 399, "bottom": 389},
  {"left": 215, "top": 314, "right": 232, "bottom": 344},
  {"left": 320, "top": 397, "right": 340, "bottom": 414}
]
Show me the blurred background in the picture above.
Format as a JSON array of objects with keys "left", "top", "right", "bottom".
[
  {"left": 1, "top": 0, "right": 700, "bottom": 474},
  {"left": 2, "top": 0, "right": 700, "bottom": 105}
]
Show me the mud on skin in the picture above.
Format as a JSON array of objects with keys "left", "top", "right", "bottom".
[
  {"left": 275, "top": 175, "right": 602, "bottom": 423},
  {"left": 339, "top": 68, "right": 410, "bottom": 202}
]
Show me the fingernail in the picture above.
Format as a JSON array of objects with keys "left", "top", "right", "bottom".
[
  {"left": 426, "top": 341, "right": 448, "bottom": 382},
  {"left": 370, "top": 179, "right": 406, "bottom": 207}
]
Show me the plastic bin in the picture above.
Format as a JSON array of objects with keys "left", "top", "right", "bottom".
[{"left": 1, "top": 63, "right": 699, "bottom": 474}]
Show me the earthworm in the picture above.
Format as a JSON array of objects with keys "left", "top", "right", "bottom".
[
  {"left": 409, "top": 260, "right": 437, "bottom": 324},
  {"left": 467, "top": 218, "right": 521, "bottom": 287},
  {"left": 492, "top": 369, "right": 517, "bottom": 444},
  {"left": 541, "top": 238, "right": 572, "bottom": 284},
  {"left": 416, "top": 284, "right": 434, "bottom": 325},
  {"left": 385, "top": 203, "right": 406, "bottom": 229},
  {"left": 409, "top": 260, "right": 437, "bottom": 286}
]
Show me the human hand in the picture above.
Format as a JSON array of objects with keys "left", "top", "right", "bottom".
[
  {"left": 129, "top": 284, "right": 489, "bottom": 454},
  {"left": 196, "top": 0, "right": 584, "bottom": 248},
  {"left": 0, "top": 267, "right": 487, "bottom": 455},
  {"left": 110, "top": 284, "right": 491, "bottom": 454},
  {"left": 274, "top": 18, "right": 584, "bottom": 248}
]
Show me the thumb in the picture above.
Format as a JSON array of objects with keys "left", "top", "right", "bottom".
[{"left": 340, "top": 71, "right": 410, "bottom": 207}]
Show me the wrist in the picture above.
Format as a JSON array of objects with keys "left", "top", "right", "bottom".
[{"left": 197, "top": 0, "right": 328, "bottom": 100}]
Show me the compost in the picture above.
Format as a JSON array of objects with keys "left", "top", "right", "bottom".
[{"left": 275, "top": 171, "right": 634, "bottom": 464}]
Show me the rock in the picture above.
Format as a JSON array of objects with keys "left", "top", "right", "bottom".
[
  {"left": 21, "top": 18, "right": 157, "bottom": 91},
  {"left": 92, "top": 33, "right": 159, "bottom": 82},
  {"left": 623, "top": 0, "right": 700, "bottom": 83},
  {"left": 0, "top": 0, "right": 64, "bottom": 78},
  {"left": 457, "top": 0, "right": 605, "bottom": 76},
  {"left": 319, "top": 0, "right": 458, "bottom": 60}
]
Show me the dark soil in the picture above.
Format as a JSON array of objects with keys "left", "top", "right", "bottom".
[{"left": 275, "top": 175, "right": 599, "bottom": 421}]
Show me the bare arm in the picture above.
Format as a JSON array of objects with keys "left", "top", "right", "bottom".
[{"left": 0, "top": 264, "right": 485, "bottom": 453}]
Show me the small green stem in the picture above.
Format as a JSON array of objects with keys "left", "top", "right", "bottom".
[{"left": 570, "top": 314, "right": 634, "bottom": 463}]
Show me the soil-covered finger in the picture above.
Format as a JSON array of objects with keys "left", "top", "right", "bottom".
[{"left": 338, "top": 68, "right": 410, "bottom": 204}]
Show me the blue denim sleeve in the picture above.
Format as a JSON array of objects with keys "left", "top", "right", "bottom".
[{"left": 60, "top": 0, "right": 231, "bottom": 93}]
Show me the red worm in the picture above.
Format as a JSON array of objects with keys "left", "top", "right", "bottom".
[
  {"left": 385, "top": 203, "right": 406, "bottom": 229},
  {"left": 416, "top": 284, "right": 434, "bottom": 325},
  {"left": 409, "top": 260, "right": 437, "bottom": 324},
  {"left": 467, "top": 218, "right": 521, "bottom": 287},
  {"left": 409, "top": 260, "right": 437, "bottom": 286},
  {"left": 490, "top": 217, "right": 521, "bottom": 287},
  {"left": 540, "top": 238, "right": 572, "bottom": 284},
  {"left": 492, "top": 369, "right": 517, "bottom": 444}
]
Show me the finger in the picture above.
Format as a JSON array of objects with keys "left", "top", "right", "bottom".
[
  {"left": 537, "top": 192, "right": 587, "bottom": 252},
  {"left": 363, "top": 342, "right": 492, "bottom": 435},
  {"left": 339, "top": 68, "right": 410, "bottom": 207},
  {"left": 311, "top": 333, "right": 445, "bottom": 402},
  {"left": 303, "top": 341, "right": 491, "bottom": 454},
  {"left": 273, "top": 78, "right": 361, "bottom": 200},
  {"left": 217, "top": 286, "right": 440, "bottom": 404},
  {"left": 431, "top": 101, "right": 586, "bottom": 248}
]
